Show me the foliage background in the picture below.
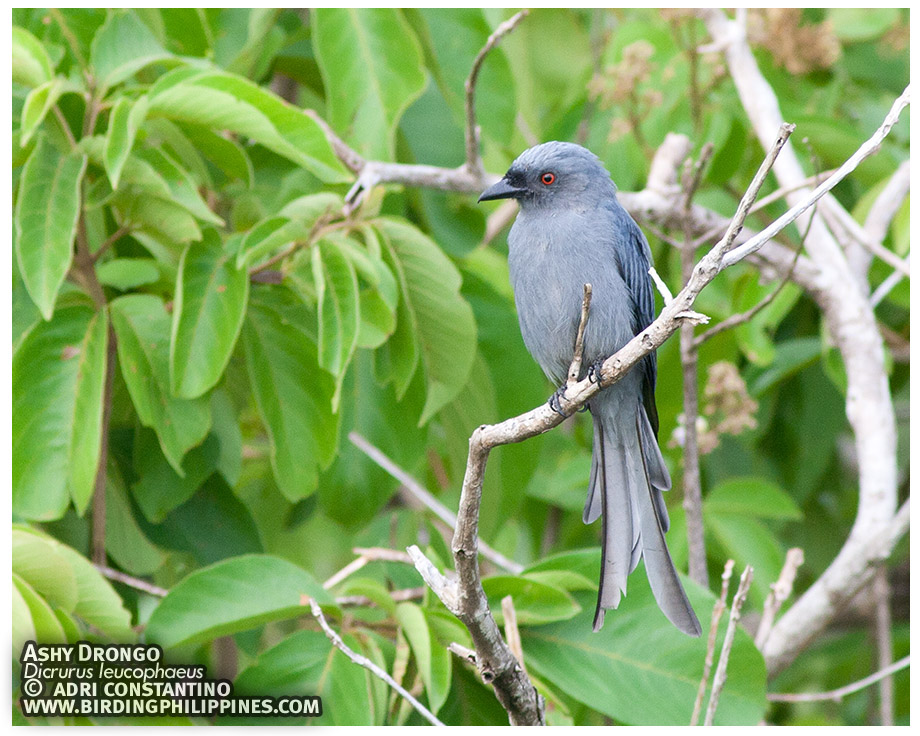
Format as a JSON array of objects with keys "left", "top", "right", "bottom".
[{"left": 11, "top": 8, "right": 909, "bottom": 726}]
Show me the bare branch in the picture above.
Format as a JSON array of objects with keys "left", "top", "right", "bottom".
[
  {"left": 323, "top": 547, "right": 415, "bottom": 590},
  {"left": 464, "top": 10, "right": 530, "bottom": 177},
  {"left": 872, "top": 567, "right": 895, "bottom": 725},
  {"left": 767, "top": 656, "right": 910, "bottom": 704},
  {"left": 691, "top": 560, "right": 734, "bottom": 726},
  {"left": 307, "top": 598, "right": 446, "bottom": 727},
  {"left": 755, "top": 548, "right": 804, "bottom": 649},
  {"left": 501, "top": 596, "right": 527, "bottom": 677},
  {"left": 94, "top": 564, "right": 168, "bottom": 598},
  {"left": 566, "top": 283, "right": 593, "bottom": 387},
  {"left": 349, "top": 432, "right": 523, "bottom": 574},
  {"left": 406, "top": 545, "right": 460, "bottom": 617},
  {"left": 704, "top": 565, "right": 753, "bottom": 726}
]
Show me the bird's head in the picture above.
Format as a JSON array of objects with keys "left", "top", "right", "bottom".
[{"left": 478, "top": 141, "right": 617, "bottom": 211}]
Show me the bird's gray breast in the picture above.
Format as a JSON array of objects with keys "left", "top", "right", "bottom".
[{"left": 508, "top": 208, "right": 635, "bottom": 385}]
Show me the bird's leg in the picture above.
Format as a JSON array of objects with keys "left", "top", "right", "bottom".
[
  {"left": 548, "top": 385, "right": 589, "bottom": 415},
  {"left": 548, "top": 386, "right": 568, "bottom": 417}
]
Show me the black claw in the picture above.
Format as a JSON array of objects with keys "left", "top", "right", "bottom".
[
  {"left": 587, "top": 358, "right": 606, "bottom": 387},
  {"left": 548, "top": 386, "right": 567, "bottom": 417}
]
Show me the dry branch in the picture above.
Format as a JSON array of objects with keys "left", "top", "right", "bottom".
[{"left": 308, "top": 598, "right": 445, "bottom": 726}]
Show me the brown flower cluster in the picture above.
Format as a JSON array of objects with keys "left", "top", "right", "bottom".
[
  {"left": 670, "top": 361, "right": 758, "bottom": 454},
  {"left": 748, "top": 8, "right": 841, "bottom": 75}
]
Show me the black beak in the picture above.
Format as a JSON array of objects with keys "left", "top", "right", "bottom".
[{"left": 478, "top": 177, "right": 526, "bottom": 202}]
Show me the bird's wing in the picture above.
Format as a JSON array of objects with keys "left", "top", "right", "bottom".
[{"left": 612, "top": 209, "right": 660, "bottom": 436}]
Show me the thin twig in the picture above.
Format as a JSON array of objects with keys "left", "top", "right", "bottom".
[
  {"left": 566, "top": 283, "right": 592, "bottom": 386},
  {"left": 679, "top": 144, "right": 714, "bottom": 588},
  {"left": 464, "top": 10, "right": 530, "bottom": 177},
  {"left": 704, "top": 565, "right": 753, "bottom": 726},
  {"left": 336, "top": 587, "right": 425, "bottom": 608},
  {"left": 755, "top": 548, "right": 804, "bottom": 649},
  {"left": 872, "top": 567, "right": 894, "bottom": 725},
  {"left": 870, "top": 253, "right": 909, "bottom": 307},
  {"left": 691, "top": 559, "right": 734, "bottom": 726},
  {"left": 307, "top": 597, "right": 446, "bottom": 727},
  {"left": 94, "top": 564, "right": 168, "bottom": 598},
  {"left": 91, "top": 224, "right": 133, "bottom": 264},
  {"left": 694, "top": 240, "right": 805, "bottom": 348},
  {"left": 348, "top": 432, "right": 523, "bottom": 575},
  {"left": 501, "top": 596, "right": 527, "bottom": 677},
  {"left": 767, "top": 656, "right": 910, "bottom": 703},
  {"left": 721, "top": 86, "right": 911, "bottom": 268}
]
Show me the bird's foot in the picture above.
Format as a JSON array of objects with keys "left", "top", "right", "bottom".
[
  {"left": 549, "top": 385, "right": 589, "bottom": 416},
  {"left": 587, "top": 358, "right": 607, "bottom": 388},
  {"left": 548, "top": 386, "right": 568, "bottom": 417}
]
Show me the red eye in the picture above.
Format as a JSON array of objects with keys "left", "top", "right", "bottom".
[{"left": 541, "top": 172, "right": 556, "bottom": 186}]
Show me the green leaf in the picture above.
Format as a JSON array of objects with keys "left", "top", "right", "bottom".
[
  {"left": 705, "top": 477, "right": 803, "bottom": 521},
  {"left": 133, "top": 146, "right": 224, "bottom": 226},
  {"left": 12, "top": 528, "right": 80, "bottom": 611},
  {"left": 242, "top": 288, "right": 339, "bottom": 501},
  {"left": 110, "top": 294, "right": 211, "bottom": 472},
  {"left": 311, "top": 236, "right": 360, "bottom": 407},
  {"left": 12, "top": 524, "right": 134, "bottom": 644},
  {"left": 233, "top": 629, "right": 375, "bottom": 726},
  {"left": 236, "top": 216, "right": 310, "bottom": 270},
  {"left": 104, "top": 95, "right": 149, "bottom": 189},
  {"left": 522, "top": 552, "right": 767, "bottom": 726},
  {"left": 13, "top": 26, "right": 54, "bottom": 88},
  {"left": 145, "top": 555, "right": 332, "bottom": 650},
  {"left": 179, "top": 122, "right": 254, "bottom": 187},
  {"left": 132, "top": 429, "right": 220, "bottom": 522},
  {"left": 148, "top": 68, "right": 350, "bottom": 182},
  {"left": 105, "top": 467, "right": 168, "bottom": 576},
  {"left": 90, "top": 10, "right": 173, "bottom": 92},
  {"left": 748, "top": 337, "right": 822, "bottom": 396},
  {"left": 829, "top": 8, "right": 899, "bottom": 41},
  {"left": 395, "top": 603, "right": 451, "bottom": 715},
  {"left": 14, "top": 137, "right": 88, "bottom": 320},
  {"left": 96, "top": 258, "right": 161, "bottom": 290},
  {"left": 375, "top": 218, "right": 477, "bottom": 424},
  {"left": 482, "top": 575, "right": 581, "bottom": 625},
  {"left": 170, "top": 230, "right": 249, "bottom": 398},
  {"left": 13, "top": 306, "right": 107, "bottom": 519},
  {"left": 20, "top": 77, "right": 67, "bottom": 146},
  {"left": 313, "top": 8, "right": 426, "bottom": 159},
  {"left": 13, "top": 574, "right": 67, "bottom": 645}
]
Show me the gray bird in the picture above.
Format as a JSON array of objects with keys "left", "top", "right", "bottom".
[{"left": 479, "top": 141, "right": 701, "bottom": 636}]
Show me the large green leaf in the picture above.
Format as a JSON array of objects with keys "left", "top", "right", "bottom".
[
  {"left": 310, "top": 236, "right": 360, "bottom": 407},
  {"left": 148, "top": 68, "right": 350, "bottom": 182},
  {"left": 144, "top": 555, "right": 332, "bottom": 650},
  {"left": 242, "top": 288, "right": 339, "bottom": 501},
  {"left": 90, "top": 10, "right": 173, "bottom": 93},
  {"left": 20, "top": 77, "right": 67, "bottom": 146},
  {"left": 12, "top": 528, "right": 79, "bottom": 611},
  {"left": 110, "top": 294, "right": 211, "bottom": 472},
  {"left": 374, "top": 218, "right": 477, "bottom": 424},
  {"left": 13, "top": 525, "right": 134, "bottom": 642},
  {"left": 233, "top": 629, "right": 377, "bottom": 726},
  {"left": 313, "top": 8, "right": 426, "bottom": 159},
  {"left": 105, "top": 466, "right": 168, "bottom": 576},
  {"left": 170, "top": 230, "right": 249, "bottom": 398},
  {"left": 104, "top": 95, "right": 149, "bottom": 189},
  {"left": 12, "top": 26, "right": 54, "bottom": 88},
  {"left": 12, "top": 306, "right": 107, "bottom": 519},
  {"left": 14, "top": 137, "right": 88, "bottom": 320},
  {"left": 395, "top": 603, "right": 452, "bottom": 715},
  {"left": 482, "top": 575, "right": 581, "bottom": 625},
  {"left": 522, "top": 551, "right": 767, "bottom": 726}
]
